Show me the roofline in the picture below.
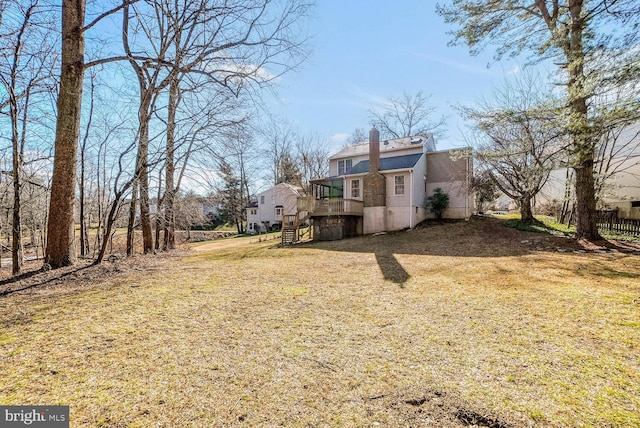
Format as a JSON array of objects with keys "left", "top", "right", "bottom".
[
  {"left": 427, "top": 146, "right": 472, "bottom": 155},
  {"left": 381, "top": 167, "right": 414, "bottom": 174},
  {"left": 329, "top": 145, "right": 425, "bottom": 160},
  {"left": 328, "top": 134, "right": 433, "bottom": 160},
  {"left": 341, "top": 167, "right": 414, "bottom": 177}
]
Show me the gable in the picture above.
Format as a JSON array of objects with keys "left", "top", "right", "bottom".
[{"left": 426, "top": 150, "right": 470, "bottom": 183}]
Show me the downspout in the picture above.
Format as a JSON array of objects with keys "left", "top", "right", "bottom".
[{"left": 410, "top": 169, "right": 414, "bottom": 228}]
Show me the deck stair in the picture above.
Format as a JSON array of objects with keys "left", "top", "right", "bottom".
[{"left": 282, "top": 211, "right": 310, "bottom": 244}]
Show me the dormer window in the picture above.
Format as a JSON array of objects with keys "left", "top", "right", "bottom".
[{"left": 338, "top": 159, "right": 352, "bottom": 175}]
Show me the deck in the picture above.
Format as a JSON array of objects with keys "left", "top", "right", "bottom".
[{"left": 298, "top": 197, "right": 363, "bottom": 216}]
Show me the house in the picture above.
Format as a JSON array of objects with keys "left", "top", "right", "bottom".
[
  {"left": 295, "top": 127, "right": 473, "bottom": 241},
  {"left": 515, "top": 121, "right": 640, "bottom": 219},
  {"left": 246, "top": 182, "right": 303, "bottom": 233}
]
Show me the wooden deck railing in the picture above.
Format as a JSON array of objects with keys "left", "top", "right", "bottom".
[{"left": 298, "top": 197, "right": 363, "bottom": 216}]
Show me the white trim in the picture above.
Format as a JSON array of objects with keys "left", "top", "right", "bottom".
[{"left": 380, "top": 167, "right": 414, "bottom": 175}]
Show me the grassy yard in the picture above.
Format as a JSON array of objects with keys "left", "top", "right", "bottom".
[{"left": 1, "top": 217, "right": 639, "bottom": 427}]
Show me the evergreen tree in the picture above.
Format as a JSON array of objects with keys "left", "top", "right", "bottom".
[{"left": 217, "top": 160, "right": 245, "bottom": 233}]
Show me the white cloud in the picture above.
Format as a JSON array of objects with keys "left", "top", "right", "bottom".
[
  {"left": 409, "top": 51, "right": 493, "bottom": 75},
  {"left": 507, "top": 65, "right": 521, "bottom": 75},
  {"left": 206, "top": 61, "right": 278, "bottom": 84},
  {"left": 343, "top": 84, "right": 389, "bottom": 108},
  {"left": 329, "top": 133, "right": 350, "bottom": 144}
]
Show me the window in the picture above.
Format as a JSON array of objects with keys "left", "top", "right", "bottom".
[
  {"left": 338, "top": 159, "right": 353, "bottom": 175},
  {"left": 260, "top": 195, "right": 265, "bottom": 204},
  {"left": 632, "top": 201, "right": 640, "bottom": 208},
  {"left": 275, "top": 207, "right": 283, "bottom": 216},
  {"left": 250, "top": 209, "right": 257, "bottom": 215},
  {"left": 394, "top": 175, "right": 405, "bottom": 195},
  {"left": 351, "top": 179, "right": 360, "bottom": 199}
]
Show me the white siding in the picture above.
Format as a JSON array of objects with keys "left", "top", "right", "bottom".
[
  {"left": 426, "top": 182, "right": 471, "bottom": 219},
  {"left": 412, "top": 153, "right": 427, "bottom": 208},
  {"left": 247, "top": 183, "right": 301, "bottom": 231},
  {"left": 385, "top": 172, "right": 410, "bottom": 207},
  {"left": 328, "top": 154, "right": 368, "bottom": 176}
]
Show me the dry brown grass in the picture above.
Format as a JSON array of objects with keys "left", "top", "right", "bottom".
[{"left": 1, "top": 217, "right": 639, "bottom": 427}]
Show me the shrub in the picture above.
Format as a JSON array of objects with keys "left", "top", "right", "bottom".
[{"left": 426, "top": 188, "right": 450, "bottom": 220}]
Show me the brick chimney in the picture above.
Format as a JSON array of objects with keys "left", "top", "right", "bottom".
[
  {"left": 369, "top": 127, "right": 380, "bottom": 173},
  {"left": 363, "top": 127, "right": 386, "bottom": 207}
]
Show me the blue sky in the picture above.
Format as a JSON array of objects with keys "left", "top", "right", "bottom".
[{"left": 268, "top": 1, "right": 522, "bottom": 151}]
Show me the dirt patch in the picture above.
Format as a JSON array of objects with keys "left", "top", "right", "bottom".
[
  {"left": 454, "top": 408, "right": 511, "bottom": 427},
  {"left": 364, "top": 388, "right": 516, "bottom": 427}
]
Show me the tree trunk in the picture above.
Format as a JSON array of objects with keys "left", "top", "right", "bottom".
[
  {"left": 573, "top": 160, "right": 600, "bottom": 239},
  {"left": 519, "top": 194, "right": 534, "bottom": 223},
  {"left": 126, "top": 180, "right": 138, "bottom": 256},
  {"left": 566, "top": 0, "right": 600, "bottom": 241},
  {"left": 10, "top": 87, "right": 23, "bottom": 275},
  {"left": 138, "top": 139, "right": 154, "bottom": 254},
  {"left": 163, "top": 78, "right": 178, "bottom": 251},
  {"left": 79, "top": 76, "right": 94, "bottom": 258},
  {"left": 134, "top": 91, "right": 154, "bottom": 254},
  {"left": 11, "top": 128, "right": 23, "bottom": 275},
  {"left": 155, "top": 168, "right": 163, "bottom": 252},
  {"left": 96, "top": 198, "right": 121, "bottom": 264},
  {"left": 46, "top": 0, "right": 86, "bottom": 268}
]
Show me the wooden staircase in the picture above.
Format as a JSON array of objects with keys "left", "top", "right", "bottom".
[{"left": 282, "top": 211, "right": 310, "bottom": 244}]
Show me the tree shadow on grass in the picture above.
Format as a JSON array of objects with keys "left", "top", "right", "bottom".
[
  {"left": 0, "top": 264, "right": 93, "bottom": 297},
  {"left": 297, "top": 216, "right": 640, "bottom": 286},
  {"left": 375, "top": 251, "right": 410, "bottom": 286}
]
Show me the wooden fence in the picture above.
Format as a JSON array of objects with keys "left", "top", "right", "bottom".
[{"left": 596, "top": 210, "right": 640, "bottom": 236}]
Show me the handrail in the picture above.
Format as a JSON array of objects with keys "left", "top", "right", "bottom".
[{"left": 302, "top": 198, "right": 363, "bottom": 216}]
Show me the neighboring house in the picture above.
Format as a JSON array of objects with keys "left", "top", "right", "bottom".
[
  {"left": 534, "top": 165, "right": 640, "bottom": 219},
  {"left": 296, "top": 127, "right": 473, "bottom": 241},
  {"left": 517, "top": 122, "right": 640, "bottom": 219},
  {"left": 246, "top": 183, "right": 303, "bottom": 233}
]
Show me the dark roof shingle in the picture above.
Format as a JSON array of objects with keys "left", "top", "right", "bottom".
[{"left": 347, "top": 153, "right": 423, "bottom": 175}]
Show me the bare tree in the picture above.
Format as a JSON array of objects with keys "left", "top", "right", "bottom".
[
  {"left": 45, "top": 0, "right": 310, "bottom": 267},
  {"left": 369, "top": 91, "right": 446, "bottom": 140},
  {"left": 461, "top": 73, "right": 566, "bottom": 223},
  {"left": 173, "top": 191, "right": 208, "bottom": 238},
  {"left": 342, "top": 128, "right": 368, "bottom": 148},
  {"left": 261, "top": 119, "right": 297, "bottom": 186},
  {"left": 78, "top": 72, "right": 97, "bottom": 258},
  {"left": 95, "top": 133, "right": 139, "bottom": 264},
  {"left": 295, "top": 134, "right": 329, "bottom": 194},
  {"left": 47, "top": 0, "right": 141, "bottom": 268},
  {"left": 0, "top": 0, "right": 57, "bottom": 274},
  {"left": 122, "top": 1, "right": 171, "bottom": 254},
  {"left": 122, "top": 0, "right": 312, "bottom": 254},
  {"left": 210, "top": 124, "right": 259, "bottom": 234},
  {"left": 438, "top": 0, "right": 640, "bottom": 239}
]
